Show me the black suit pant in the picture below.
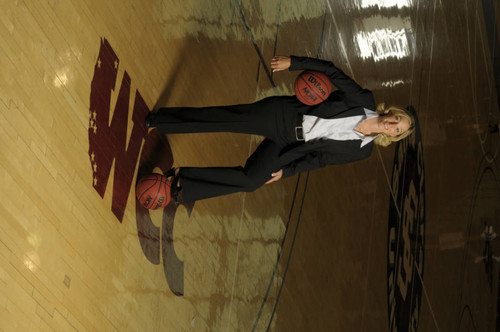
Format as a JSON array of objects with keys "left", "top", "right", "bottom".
[{"left": 150, "top": 97, "right": 302, "bottom": 202}]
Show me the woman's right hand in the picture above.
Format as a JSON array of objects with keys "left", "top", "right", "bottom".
[
  {"left": 265, "top": 169, "right": 283, "bottom": 184},
  {"left": 270, "top": 56, "right": 291, "bottom": 72}
]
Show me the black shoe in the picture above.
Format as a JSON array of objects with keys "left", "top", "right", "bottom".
[
  {"left": 165, "top": 168, "right": 182, "bottom": 206},
  {"left": 171, "top": 182, "right": 183, "bottom": 206},
  {"left": 489, "top": 124, "right": 499, "bottom": 133},
  {"left": 145, "top": 112, "right": 155, "bottom": 128}
]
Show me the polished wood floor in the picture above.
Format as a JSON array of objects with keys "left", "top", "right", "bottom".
[{"left": 1, "top": 0, "right": 499, "bottom": 331}]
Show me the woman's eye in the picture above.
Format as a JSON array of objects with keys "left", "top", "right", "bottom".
[
  {"left": 395, "top": 116, "right": 400, "bottom": 121},
  {"left": 396, "top": 128, "right": 400, "bottom": 133}
]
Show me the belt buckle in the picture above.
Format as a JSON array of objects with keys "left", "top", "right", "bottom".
[{"left": 295, "top": 126, "right": 305, "bottom": 141}]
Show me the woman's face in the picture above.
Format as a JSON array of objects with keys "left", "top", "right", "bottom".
[{"left": 378, "top": 113, "right": 411, "bottom": 137}]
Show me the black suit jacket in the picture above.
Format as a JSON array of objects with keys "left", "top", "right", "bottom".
[{"left": 280, "top": 56, "right": 377, "bottom": 178}]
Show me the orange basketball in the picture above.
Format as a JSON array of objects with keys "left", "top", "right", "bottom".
[
  {"left": 294, "top": 71, "right": 332, "bottom": 105},
  {"left": 136, "top": 174, "right": 171, "bottom": 209}
]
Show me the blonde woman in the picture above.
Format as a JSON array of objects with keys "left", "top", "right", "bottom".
[{"left": 146, "top": 55, "right": 414, "bottom": 204}]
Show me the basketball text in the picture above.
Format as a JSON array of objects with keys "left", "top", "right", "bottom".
[{"left": 307, "top": 75, "right": 327, "bottom": 96}]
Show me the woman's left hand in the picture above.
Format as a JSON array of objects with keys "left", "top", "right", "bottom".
[
  {"left": 270, "top": 56, "right": 291, "bottom": 72},
  {"left": 265, "top": 169, "right": 283, "bottom": 184}
]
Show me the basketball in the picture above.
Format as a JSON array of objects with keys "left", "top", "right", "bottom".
[
  {"left": 136, "top": 173, "right": 171, "bottom": 209},
  {"left": 294, "top": 71, "right": 332, "bottom": 105}
]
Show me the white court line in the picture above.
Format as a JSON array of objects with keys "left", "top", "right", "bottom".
[{"left": 416, "top": 264, "right": 442, "bottom": 332}]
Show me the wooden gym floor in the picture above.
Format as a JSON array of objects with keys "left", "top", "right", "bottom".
[{"left": 1, "top": 0, "right": 499, "bottom": 331}]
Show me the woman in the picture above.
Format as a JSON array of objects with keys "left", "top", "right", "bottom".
[{"left": 146, "top": 55, "right": 414, "bottom": 204}]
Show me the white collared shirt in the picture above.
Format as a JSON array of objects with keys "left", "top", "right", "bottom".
[{"left": 302, "top": 108, "right": 378, "bottom": 147}]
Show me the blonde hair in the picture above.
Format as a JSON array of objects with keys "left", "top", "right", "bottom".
[{"left": 373, "top": 103, "right": 415, "bottom": 147}]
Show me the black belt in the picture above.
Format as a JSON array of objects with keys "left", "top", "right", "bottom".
[{"left": 295, "top": 113, "right": 305, "bottom": 141}]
